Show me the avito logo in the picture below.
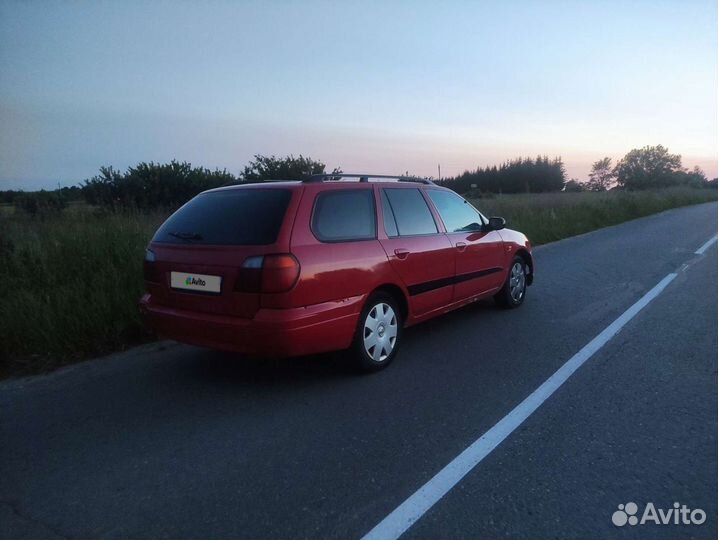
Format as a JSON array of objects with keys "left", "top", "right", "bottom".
[
  {"left": 612, "top": 502, "right": 706, "bottom": 527},
  {"left": 185, "top": 276, "right": 206, "bottom": 286}
]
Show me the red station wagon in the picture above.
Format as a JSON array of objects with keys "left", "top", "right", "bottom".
[{"left": 139, "top": 174, "right": 533, "bottom": 371}]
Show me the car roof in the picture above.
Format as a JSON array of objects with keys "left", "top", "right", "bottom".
[
  {"left": 203, "top": 176, "right": 451, "bottom": 195},
  {"left": 204, "top": 181, "right": 302, "bottom": 194},
  {"left": 305, "top": 173, "right": 435, "bottom": 185}
]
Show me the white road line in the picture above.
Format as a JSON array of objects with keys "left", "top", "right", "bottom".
[
  {"left": 362, "top": 273, "right": 678, "bottom": 540},
  {"left": 695, "top": 234, "right": 718, "bottom": 255}
]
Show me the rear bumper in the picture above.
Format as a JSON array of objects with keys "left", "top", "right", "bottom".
[{"left": 138, "top": 294, "right": 364, "bottom": 357}]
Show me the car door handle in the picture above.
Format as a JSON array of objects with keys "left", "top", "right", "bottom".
[
  {"left": 455, "top": 242, "right": 467, "bottom": 252},
  {"left": 394, "top": 248, "right": 410, "bottom": 260}
]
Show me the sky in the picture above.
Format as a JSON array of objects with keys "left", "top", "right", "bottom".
[{"left": 1, "top": 0, "right": 716, "bottom": 190}]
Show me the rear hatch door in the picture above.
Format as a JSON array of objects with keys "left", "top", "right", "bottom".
[{"left": 145, "top": 186, "right": 299, "bottom": 319}]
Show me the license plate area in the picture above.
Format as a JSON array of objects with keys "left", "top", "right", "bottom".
[{"left": 170, "top": 271, "right": 222, "bottom": 294}]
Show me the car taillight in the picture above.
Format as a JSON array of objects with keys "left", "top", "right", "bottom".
[
  {"left": 235, "top": 254, "right": 300, "bottom": 293},
  {"left": 262, "top": 254, "right": 301, "bottom": 293}
]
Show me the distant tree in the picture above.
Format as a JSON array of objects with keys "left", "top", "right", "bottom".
[
  {"left": 564, "top": 178, "right": 587, "bottom": 192},
  {"left": 614, "top": 145, "right": 683, "bottom": 190},
  {"left": 587, "top": 157, "right": 615, "bottom": 191},
  {"left": 241, "top": 154, "right": 341, "bottom": 182},
  {"left": 673, "top": 165, "right": 709, "bottom": 188},
  {"left": 691, "top": 166, "right": 708, "bottom": 181}
]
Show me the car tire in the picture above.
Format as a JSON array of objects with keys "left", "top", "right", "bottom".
[
  {"left": 351, "top": 292, "right": 403, "bottom": 372},
  {"left": 495, "top": 256, "right": 527, "bottom": 309}
]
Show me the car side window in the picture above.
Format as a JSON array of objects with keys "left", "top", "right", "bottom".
[
  {"left": 381, "top": 190, "right": 400, "bottom": 237},
  {"left": 311, "top": 189, "right": 376, "bottom": 242},
  {"left": 426, "top": 190, "right": 486, "bottom": 233},
  {"left": 382, "top": 188, "right": 438, "bottom": 236}
]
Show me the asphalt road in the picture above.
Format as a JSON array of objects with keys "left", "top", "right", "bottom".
[{"left": 1, "top": 202, "right": 716, "bottom": 540}]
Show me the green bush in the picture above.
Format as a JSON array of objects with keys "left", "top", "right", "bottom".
[
  {"left": 82, "top": 161, "right": 237, "bottom": 210},
  {"left": 241, "top": 154, "right": 340, "bottom": 182},
  {"left": 80, "top": 156, "right": 340, "bottom": 211},
  {"left": 15, "top": 190, "right": 68, "bottom": 218},
  {"left": 564, "top": 179, "right": 587, "bottom": 192}
]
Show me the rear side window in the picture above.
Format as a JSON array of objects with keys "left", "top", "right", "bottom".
[
  {"left": 152, "top": 189, "right": 292, "bottom": 245},
  {"left": 311, "top": 189, "right": 376, "bottom": 242},
  {"left": 382, "top": 188, "right": 437, "bottom": 236},
  {"left": 381, "top": 190, "right": 399, "bottom": 237}
]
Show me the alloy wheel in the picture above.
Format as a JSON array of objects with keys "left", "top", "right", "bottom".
[{"left": 509, "top": 262, "right": 526, "bottom": 302}]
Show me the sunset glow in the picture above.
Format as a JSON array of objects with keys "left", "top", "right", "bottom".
[{"left": 1, "top": 0, "right": 716, "bottom": 189}]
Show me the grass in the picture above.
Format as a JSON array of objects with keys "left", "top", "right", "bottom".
[
  {"left": 1, "top": 188, "right": 716, "bottom": 376},
  {"left": 0, "top": 209, "right": 166, "bottom": 375},
  {"left": 469, "top": 188, "right": 718, "bottom": 245}
]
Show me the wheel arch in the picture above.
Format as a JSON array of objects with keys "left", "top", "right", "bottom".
[
  {"left": 370, "top": 283, "right": 409, "bottom": 323},
  {"left": 515, "top": 248, "right": 534, "bottom": 285}
]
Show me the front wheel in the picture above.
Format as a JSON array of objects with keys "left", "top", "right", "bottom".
[
  {"left": 495, "top": 256, "right": 527, "bottom": 308},
  {"left": 351, "top": 292, "right": 402, "bottom": 372}
]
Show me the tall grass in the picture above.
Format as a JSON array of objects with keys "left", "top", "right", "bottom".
[
  {"left": 0, "top": 209, "right": 166, "bottom": 374},
  {"left": 470, "top": 188, "right": 717, "bottom": 245},
  {"left": 0, "top": 188, "right": 715, "bottom": 375}
]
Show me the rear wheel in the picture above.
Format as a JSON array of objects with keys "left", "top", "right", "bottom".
[
  {"left": 351, "top": 292, "right": 402, "bottom": 372},
  {"left": 495, "top": 256, "right": 527, "bottom": 308}
]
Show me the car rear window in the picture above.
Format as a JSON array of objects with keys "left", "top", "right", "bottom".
[
  {"left": 382, "top": 188, "right": 437, "bottom": 236},
  {"left": 152, "top": 189, "right": 292, "bottom": 245},
  {"left": 311, "top": 189, "right": 376, "bottom": 242}
]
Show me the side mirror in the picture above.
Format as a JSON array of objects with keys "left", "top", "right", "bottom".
[{"left": 486, "top": 216, "right": 506, "bottom": 231}]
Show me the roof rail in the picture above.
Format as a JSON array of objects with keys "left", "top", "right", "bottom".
[{"left": 304, "top": 173, "right": 435, "bottom": 185}]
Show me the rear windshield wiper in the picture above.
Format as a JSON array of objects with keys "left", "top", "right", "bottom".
[{"left": 168, "top": 231, "right": 203, "bottom": 241}]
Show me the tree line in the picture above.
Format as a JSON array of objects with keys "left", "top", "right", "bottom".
[
  {"left": 0, "top": 155, "right": 337, "bottom": 214},
  {"left": 576, "top": 145, "right": 711, "bottom": 192},
  {"left": 80, "top": 154, "right": 344, "bottom": 211},
  {"left": 1, "top": 145, "right": 715, "bottom": 214},
  {"left": 441, "top": 156, "right": 566, "bottom": 194},
  {"left": 443, "top": 145, "right": 714, "bottom": 194}
]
